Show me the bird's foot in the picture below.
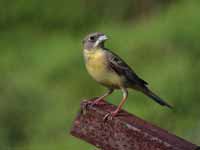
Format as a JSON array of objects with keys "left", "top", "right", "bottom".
[
  {"left": 103, "top": 110, "right": 119, "bottom": 122},
  {"left": 82, "top": 98, "right": 104, "bottom": 114},
  {"left": 88, "top": 98, "right": 104, "bottom": 107}
]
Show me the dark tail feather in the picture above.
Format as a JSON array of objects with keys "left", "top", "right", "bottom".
[{"left": 142, "top": 88, "right": 173, "bottom": 109}]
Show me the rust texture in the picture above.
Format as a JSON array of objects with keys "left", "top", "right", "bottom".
[{"left": 70, "top": 99, "right": 199, "bottom": 150}]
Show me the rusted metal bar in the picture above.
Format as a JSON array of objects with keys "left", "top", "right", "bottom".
[{"left": 70, "top": 99, "right": 199, "bottom": 150}]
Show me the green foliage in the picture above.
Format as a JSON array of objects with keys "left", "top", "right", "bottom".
[
  {"left": 0, "top": 0, "right": 200, "bottom": 149},
  {"left": 0, "top": 0, "right": 171, "bottom": 31}
]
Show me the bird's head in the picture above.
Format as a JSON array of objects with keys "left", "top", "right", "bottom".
[{"left": 82, "top": 32, "right": 108, "bottom": 50}]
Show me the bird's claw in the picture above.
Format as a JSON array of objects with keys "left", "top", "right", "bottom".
[
  {"left": 103, "top": 111, "right": 117, "bottom": 122},
  {"left": 87, "top": 99, "right": 103, "bottom": 108},
  {"left": 81, "top": 101, "right": 90, "bottom": 115},
  {"left": 82, "top": 98, "right": 104, "bottom": 115}
]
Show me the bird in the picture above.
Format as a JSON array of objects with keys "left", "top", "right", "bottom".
[{"left": 82, "top": 32, "right": 172, "bottom": 120}]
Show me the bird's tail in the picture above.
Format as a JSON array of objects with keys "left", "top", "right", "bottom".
[{"left": 141, "top": 88, "right": 173, "bottom": 109}]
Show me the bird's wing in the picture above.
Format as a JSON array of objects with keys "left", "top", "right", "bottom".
[{"left": 106, "top": 49, "right": 148, "bottom": 87}]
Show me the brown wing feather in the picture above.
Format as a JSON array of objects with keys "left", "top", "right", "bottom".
[{"left": 106, "top": 49, "right": 148, "bottom": 87}]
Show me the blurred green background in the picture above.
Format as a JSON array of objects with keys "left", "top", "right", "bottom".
[{"left": 0, "top": 0, "right": 200, "bottom": 149}]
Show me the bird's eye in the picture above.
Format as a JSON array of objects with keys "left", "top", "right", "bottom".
[{"left": 89, "top": 36, "right": 95, "bottom": 41}]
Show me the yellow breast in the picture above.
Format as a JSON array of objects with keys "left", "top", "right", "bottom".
[{"left": 84, "top": 49, "right": 122, "bottom": 88}]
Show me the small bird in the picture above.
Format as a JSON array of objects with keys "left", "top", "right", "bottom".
[{"left": 82, "top": 32, "right": 172, "bottom": 120}]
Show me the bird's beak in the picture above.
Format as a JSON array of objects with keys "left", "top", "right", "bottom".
[
  {"left": 98, "top": 35, "right": 108, "bottom": 42},
  {"left": 94, "top": 35, "right": 108, "bottom": 47}
]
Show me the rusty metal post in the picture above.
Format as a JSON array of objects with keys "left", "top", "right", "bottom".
[{"left": 70, "top": 99, "right": 199, "bottom": 150}]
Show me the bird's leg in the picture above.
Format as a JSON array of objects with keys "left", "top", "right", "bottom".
[
  {"left": 85, "top": 88, "right": 114, "bottom": 110},
  {"left": 104, "top": 88, "right": 128, "bottom": 121},
  {"left": 93, "top": 88, "right": 114, "bottom": 105}
]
